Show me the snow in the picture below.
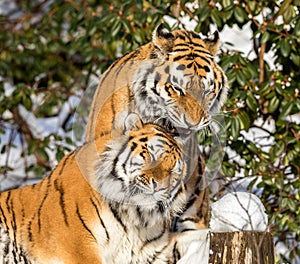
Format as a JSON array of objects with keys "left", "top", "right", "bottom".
[
  {"left": 178, "top": 236, "right": 210, "bottom": 264},
  {"left": 210, "top": 192, "right": 268, "bottom": 232},
  {"left": 0, "top": 2, "right": 281, "bottom": 262},
  {"left": 179, "top": 192, "right": 268, "bottom": 263}
]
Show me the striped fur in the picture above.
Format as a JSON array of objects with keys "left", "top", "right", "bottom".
[
  {"left": 85, "top": 24, "right": 228, "bottom": 231},
  {"left": 0, "top": 115, "right": 203, "bottom": 263}
]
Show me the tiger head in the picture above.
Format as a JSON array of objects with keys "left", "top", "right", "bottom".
[
  {"left": 132, "top": 24, "right": 228, "bottom": 137},
  {"left": 95, "top": 113, "right": 186, "bottom": 212}
]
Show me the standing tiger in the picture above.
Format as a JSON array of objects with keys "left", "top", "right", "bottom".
[
  {"left": 84, "top": 24, "right": 228, "bottom": 231},
  {"left": 0, "top": 114, "right": 205, "bottom": 263}
]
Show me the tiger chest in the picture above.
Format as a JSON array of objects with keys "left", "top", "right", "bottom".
[{"left": 95, "top": 209, "right": 171, "bottom": 264}]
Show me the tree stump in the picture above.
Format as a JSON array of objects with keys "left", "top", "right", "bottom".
[{"left": 209, "top": 232, "right": 274, "bottom": 264}]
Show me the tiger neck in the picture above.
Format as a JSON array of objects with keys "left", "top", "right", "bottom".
[
  {"left": 92, "top": 86, "right": 134, "bottom": 146},
  {"left": 108, "top": 200, "right": 171, "bottom": 230}
]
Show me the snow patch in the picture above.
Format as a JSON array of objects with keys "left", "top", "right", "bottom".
[
  {"left": 210, "top": 192, "right": 268, "bottom": 232},
  {"left": 180, "top": 192, "right": 268, "bottom": 263}
]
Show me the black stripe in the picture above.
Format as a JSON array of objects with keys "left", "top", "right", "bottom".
[
  {"left": 109, "top": 203, "right": 127, "bottom": 233},
  {"left": 0, "top": 203, "right": 7, "bottom": 226},
  {"left": 150, "top": 243, "right": 170, "bottom": 263},
  {"left": 139, "top": 137, "right": 149, "bottom": 143},
  {"left": 54, "top": 179, "right": 69, "bottom": 227},
  {"left": 9, "top": 198, "right": 18, "bottom": 251},
  {"left": 174, "top": 42, "right": 189, "bottom": 48},
  {"left": 172, "top": 54, "right": 190, "bottom": 62},
  {"left": 179, "top": 228, "right": 196, "bottom": 232},
  {"left": 172, "top": 241, "right": 181, "bottom": 261},
  {"left": 76, "top": 204, "right": 96, "bottom": 240},
  {"left": 177, "top": 34, "right": 186, "bottom": 41},
  {"left": 190, "top": 31, "right": 201, "bottom": 39},
  {"left": 145, "top": 225, "right": 166, "bottom": 245},
  {"left": 189, "top": 41, "right": 207, "bottom": 49},
  {"left": 185, "top": 195, "right": 196, "bottom": 210},
  {"left": 58, "top": 153, "right": 73, "bottom": 175},
  {"left": 27, "top": 219, "right": 33, "bottom": 242},
  {"left": 195, "top": 54, "right": 212, "bottom": 66},
  {"left": 90, "top": 197, "right": 110, "bottom": 241},
  {"left": 172, "top": 48, "right": 190, "bottom": 52},
  {"left": 130, "top": 141, "right": 138, "bottom": 151},
  {"left": 37, "top": 177, "right": 51, "bottom": 231},
  {"left": 136, "top": 205, "right": 143, "bottom": 224},
  {"left": 5, "top": 191, "right": 11, "bottom": 213}
]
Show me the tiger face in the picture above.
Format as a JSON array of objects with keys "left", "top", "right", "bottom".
[
  {"left": 132, "top": 24, "right": 228, "bottom": 137},
  {"left": 95, "top": 113, "right": 186, "bottom": 212},
  {"left": 85, "top": 24, "right": 228, "bottom": 143}
]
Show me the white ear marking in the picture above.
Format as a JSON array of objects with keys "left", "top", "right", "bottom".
[{"left": 124, "top": 113, "right": 143, "bottom": 133}]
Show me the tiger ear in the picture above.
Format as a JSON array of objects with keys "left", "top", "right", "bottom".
[
  {"left": 203, "top": 31, "right": 220, "bottom": 56},
  {"left": 152, "top": 23, "right": 174, "bottom": 53},
  {"left": 124, "top": 113, "right": 143, "bottom": 133}
]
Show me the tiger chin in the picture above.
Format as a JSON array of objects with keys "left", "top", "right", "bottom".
[{"left": 0, "top": 113, "right": 204, "bottom": 264}]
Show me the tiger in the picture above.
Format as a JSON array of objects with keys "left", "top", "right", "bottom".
[
  {"left": 0, "top": 113, "right": 206, "bottom": 264},
  {"left": 84, "top": 23, "right": 228, "bottom": 231}
]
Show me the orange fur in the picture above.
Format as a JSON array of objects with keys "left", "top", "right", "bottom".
[
  {"left": 0, "top": 118, "right": 203, "bottom": 263},
  {"left": 85, "top": 25, "right": 228, "bottom": 232}
]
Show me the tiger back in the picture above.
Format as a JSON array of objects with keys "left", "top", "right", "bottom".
[
  {"left": 84, "top": 24, "right": 228, "bottom": 231},
  {"left": 0, "top": 114, "right": 201, "bottom": 264}
]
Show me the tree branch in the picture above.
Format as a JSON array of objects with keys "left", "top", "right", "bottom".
[
  {"left": 259, "top": 42, "right": 266, "bottom": 85},
  {"left": 11, "top": 107, "right": 50, "bottom": 169}
]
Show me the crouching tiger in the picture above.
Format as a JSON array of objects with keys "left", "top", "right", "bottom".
[{"left": 0, "top": 114, "right": 205, "bottom": 264}]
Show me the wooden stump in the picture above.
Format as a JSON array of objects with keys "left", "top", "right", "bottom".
[{"left": 209, "top": 232, "right": 274, "bottom": 264}]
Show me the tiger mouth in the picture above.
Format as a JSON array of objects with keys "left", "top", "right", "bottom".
[{"left": 159, "top": 118, "right": 192, "bottom": 138}]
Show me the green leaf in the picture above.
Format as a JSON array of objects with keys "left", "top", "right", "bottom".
[
  {"left": 111, "top": 20, "right": 122, "bottom": 37},
  {"left": 237, "top": 111, "right": 251, "bottom": 130},
  {"left": 282, "top": 197, "right": 288, "bottom": 208},
  {"left": 248, "top": 1, "right": 257, "bottom": 12},
  {"left": 280, "top": 102, "right": 294, "bottom": 117},
  {"left": 211, "top": 9, "right": 222, "bottom": 27},
  {"left": 280, "top": 38, "right": 291, "bottom": 57},
  {"left": 261, "top": 31, "right": 270, "bottom": 44},
  {"left": 198, "top": 6, "right": 210, "bottom": 22},
  {"left": 277, "top": 0, "right": 291, "bottom": 16},
  {"left": 259, "top": 82, "right": 271, "bottom": 96},
  {"left": 231, "top": 117, "right": 240, "bottom": 140},
  {"left": 274, "top": 141, "right": 285, "bottom": 157},
  {"left": 294, "top": 19, "right": 300, "bottom": 36},
  {"left": 37, "top": 148, "right": 49, "bottom": 162},
  {"left": 287, "top": 199, "right": 296, "bottom": 212},
  {"left": 23, "top": 95, "right": 32, "bottom": 111},
  {"left": 222, "top": 0, "right": 232, "bottom": 8},
  {"left": 291, "top": 53, "right": 300, "bottom": 67},
  {"left": 268, "top": 96, "right": 280, "bottom": 113},
  {"left": 234, "top": 6, "right": 247, "bottom": 23},
  {"left": 247, "top": 141, "right": 258, "bottom": 154},
  {"left": 283, "top": 6, "right": 294, "bottom": 24},
  {"left": 246, "top": 63, "right": 258, "bottom": 78},
  {"left": 236, "top": 70, "right": 246, "bottom": 86},
  {"left": 56, "top": 149, "right": 65, "bottom": 162},
  {"left": 246, "top": 91, "right": 258, "bottom": 112}
]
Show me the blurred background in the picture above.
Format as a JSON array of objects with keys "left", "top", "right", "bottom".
[{"left": 0, "top": 0, "right": 299, "bottom": 262}]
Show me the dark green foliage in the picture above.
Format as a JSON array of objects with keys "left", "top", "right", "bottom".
[{"left": 0, "top": 0, "right": 299, "bottom": 262}]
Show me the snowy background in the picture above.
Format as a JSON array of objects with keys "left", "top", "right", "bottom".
[{"left": 0, "top": 1, "right": 299, "bottom": 263}]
